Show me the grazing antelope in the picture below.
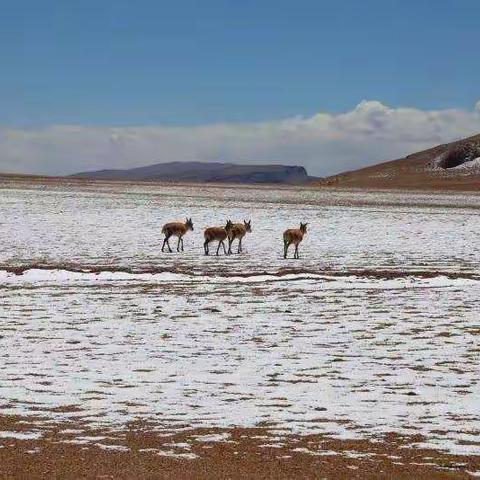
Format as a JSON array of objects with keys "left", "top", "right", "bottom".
[
  {"left": 283, "top": 222, "right": 308, "bottom": 259},
  {"left": 228, "top": 220, "right": 252, "bottom": 254},
  {"left": 161, "top": 218, "right": 194, "bottom": 253},
  {"left": 204, "top": 220, "right": 234, "bottom": 256}
]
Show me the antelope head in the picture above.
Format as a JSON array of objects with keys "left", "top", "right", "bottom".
[
  {"left": 225, "top": 219, "right": 234, "bottom": 231},
  {"left": 185, "top": 218, "right": 194, "bottom": 231}
]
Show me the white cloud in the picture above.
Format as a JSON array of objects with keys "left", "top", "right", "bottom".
[{"left": 1, "top": 101, "right": 480, "bottom": 177}]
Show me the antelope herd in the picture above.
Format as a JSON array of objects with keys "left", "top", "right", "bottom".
[{"left": 161, "top": 218, "right": 307, "bottom": 258}]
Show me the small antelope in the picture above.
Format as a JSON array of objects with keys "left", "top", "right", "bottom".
[
  {"left": 204, "top": 220, "right": 234, "bottom": 256},
  {"left": 228, "top": 220, "right": 252, "bottom": 254},
  {"left": 161, "top": 218, "right": 194, "bottom": 253},
  {"left": 283, "top": 222, "right": 308, "bottom": 259}
]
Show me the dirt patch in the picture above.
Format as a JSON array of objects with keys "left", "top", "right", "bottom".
[
  {"left": 1, "top": 263, "right": 479, "bottom": 281},
  {"left": 0, "top": 416, "right": 478, "bottom": 479}
]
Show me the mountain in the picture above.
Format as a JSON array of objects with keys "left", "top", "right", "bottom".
[
  {"left": 314, "top": 133, "right": 480, "bottom": 190},
  {"left": 69, "top": 161, "right": 313, "bottom": 185}
]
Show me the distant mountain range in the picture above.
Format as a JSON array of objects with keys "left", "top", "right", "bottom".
[
  {"left": 313, "top": 133, "right": 480, "bottom": 190},
  {"left": 69, "top": 161, "right": 314, "bottom": 185},
  {"left": 10, "top": 133, "right": 480, "bottom": 191}
]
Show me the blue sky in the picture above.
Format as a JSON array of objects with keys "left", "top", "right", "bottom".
[
  {"left": 1, "top": 1, "right": 480, "bottom": 176},
  {"left": 2, "top": 0, "right": 479, "bottom": 126}
]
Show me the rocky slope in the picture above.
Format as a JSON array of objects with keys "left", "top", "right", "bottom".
[{"left": 314, "top": 133, "right": 480, "bottom": 190}]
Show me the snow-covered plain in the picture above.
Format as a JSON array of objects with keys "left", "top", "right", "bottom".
[
  {"left": 1, "top": 182, "right": 480, "bottom": 275},
  {"left": 0, "top": 181, "right": 479, "bottom": 456}
]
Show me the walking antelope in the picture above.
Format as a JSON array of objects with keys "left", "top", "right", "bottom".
[
  {"left": 228, "top": 220, "right": 252, "bottom": 254},
  {"left": 161, "top": 218, "right": 194, "bottom": 253},
  {"left": 204, "top": 220, "right": 234, "bottom": 256},
  {"left": 283, "top": 222, "right": 308, "bottom": 259}
]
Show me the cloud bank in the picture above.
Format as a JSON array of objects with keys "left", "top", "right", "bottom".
[{"left": 1, "top": 101, "right": 480, "bottom": 177}]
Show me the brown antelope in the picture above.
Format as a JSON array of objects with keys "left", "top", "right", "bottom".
[
  {"left": 228, "top": 220, "right": 252, "bottom": 254},
  {"left": 204, "top": 220, "right": 234, "bottom": 256},
  {"left": 161, "top": 218, "right": 194, "bottom": 253},
  {"left": 283, "top": 222, "right": 308, "bottom": 259}
]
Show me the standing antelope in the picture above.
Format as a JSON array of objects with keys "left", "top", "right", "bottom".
[
  {"left": 161, "top": 218, "right": 194, "bottom": 253},
  {"left": 204, "top": 220, "right": 234, "bottom": 256},
  {"left": 228, "top": 220, "right": 252, "bottom": 254},
  {"left": 283, "top": 222, "right": 308, "bottom": 259}
]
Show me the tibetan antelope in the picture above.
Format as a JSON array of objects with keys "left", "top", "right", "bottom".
[
  {"left": 204, "top": 220, "right": 234, "bottom": 256},
  {"left": 161, "top": 218, "right": 194, "bottom": 253},
  {"left": 283, "top": 222, "right": 308, "bottom": 259},
  {"left": 228, "top": 220, "right": 252, "bottom": 254}
]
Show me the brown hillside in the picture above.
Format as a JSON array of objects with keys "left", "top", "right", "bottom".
[{"left": 314, "top": 133, "right": 480, "bottom": 191}]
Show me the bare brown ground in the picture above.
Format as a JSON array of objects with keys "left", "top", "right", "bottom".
[
  {"left": 0, "top": 173, "right": 301, "bottom": 192},
  {"left": 0, "top": 415, "right": 478, "bottom": 479},
  {"left": 315, "top": 172, "right": 480, "bottom": 192}
]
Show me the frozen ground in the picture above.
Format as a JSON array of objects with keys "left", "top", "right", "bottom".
[
  {"left": 1, "top": 181, "right": 480, "bottom": 275},
  {"left": 0, "top": 181, "right": 479, "bottom": 458}
]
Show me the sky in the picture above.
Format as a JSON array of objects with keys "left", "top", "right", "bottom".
[{"left": 1, "top": 0, "right": 480, "bottom": 176}]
